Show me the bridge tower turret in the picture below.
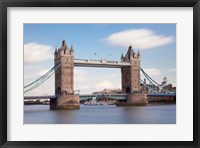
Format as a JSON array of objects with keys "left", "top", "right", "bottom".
[
  {"left": 120, "top": 45, "right": 148, "bottom": 106},
  {"left": 50, "top": 39, "right": 80, "bottom": 110},
  {"left": 121, "top": 52, "right": 124, "bottom": 61}
]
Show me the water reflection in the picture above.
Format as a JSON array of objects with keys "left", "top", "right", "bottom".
[{"left": 24, "top": 104, "right": 176, "bottom": 124}]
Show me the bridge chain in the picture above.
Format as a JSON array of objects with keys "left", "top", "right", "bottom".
[
  {"left": 24, "top": 64, "right": 61, "bottom": 93},
  {"left": 140, "top": 68, "right": 160, "bottom": 86}
]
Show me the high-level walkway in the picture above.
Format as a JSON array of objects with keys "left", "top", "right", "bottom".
[{"left": 74, "top": 59, "right": 131, "bottom": 68}]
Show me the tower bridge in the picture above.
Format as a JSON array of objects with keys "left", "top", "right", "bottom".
[{"left": 24, "top": 39, "right": 175, "bottom": 110}]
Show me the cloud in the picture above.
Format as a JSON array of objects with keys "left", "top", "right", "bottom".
[
  {"left": 74, "top": 69, "right": 87, "bottom": 82},
  {"left": 143, "top": 68, "right": 161, "bottom": 77},
  {"left": 24, "top": 43, "right": 52, "bottom": 63},
  {"left": 73, "top": 68, "right": 121, "bottom": 94},
  {"left": 102, "top": 28, "right": 173, "bottom": 49},
  {"left": 24, "top": 75, "right": 37, "bottom": 80},
  {"left": 94, "top": 81, "right": 116, "bottom": 90},
  {"left": 24, "top": 65, "right": 42, "bottom": 70},
  {"left": 106, "top": 74, "right": 118, "bottom": 78},
  {"left": 36, "top": 69, "right": 49, "bottom": 76},
  {"left": 169, "top": 68, "right": 176, "bottom": 72},
  {"left": 24, "top": 68, "right": 50, "bottom": 81}
]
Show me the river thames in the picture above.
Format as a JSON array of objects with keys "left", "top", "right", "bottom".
[{"left": 24, "top": 103, "right": 176, "bottom": 124}]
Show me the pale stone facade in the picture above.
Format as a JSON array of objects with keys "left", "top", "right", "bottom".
[{"left": 50, "top": 40, "right": 80, "bottom": 110}]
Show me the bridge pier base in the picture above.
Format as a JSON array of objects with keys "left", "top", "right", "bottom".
[
  {"left": 127, "top": 93, "right": 148, "bottom": 105},
  {"left": 50, "top": 95, "right": 80, "bottom": 110},
  {"left": 116, "top": 93, "right": 148, "bottom": 106},
  {"left": 50, "top": 99, "right": 57, "bottom": 110}
]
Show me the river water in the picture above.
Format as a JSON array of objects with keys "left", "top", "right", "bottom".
[{"left": 24, "top": 103, "right": 176, "bottom": 124}]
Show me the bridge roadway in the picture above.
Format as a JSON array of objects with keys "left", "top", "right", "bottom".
[
  {"left": 24, "top": 94, "right": 127, "bottom": 100},
  {"left": 74, "top": 59, "right": 131, "bottom": 68},
  {"left": 24, "top": 93, "right": 176, "bottom": 100}
]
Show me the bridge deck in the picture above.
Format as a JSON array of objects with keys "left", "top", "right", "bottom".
[
  {"left": 24, "top": 95, "right": 56, "bottom": 100},
  {"left": 24, "top": 93, "right": 175, "bottom": 100},
  {"left": 74, "top": 59, "right": 131, "bottom": 68}
]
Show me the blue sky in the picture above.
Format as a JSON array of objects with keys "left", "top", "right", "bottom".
[{"left": 24, "top": 24, "right": 176, "bottom": 95}]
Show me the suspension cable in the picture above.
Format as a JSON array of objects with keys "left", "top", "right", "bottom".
[
  {"left": 140, "top": 68, "right": 160, "bottom": 86},
  {"left": 24, "top": 64, "right": 60, "bottom": 93},
  {"left": 24, "top": 65, "right": 58, "bottom": 88}
]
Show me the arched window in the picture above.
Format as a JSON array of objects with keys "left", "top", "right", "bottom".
[
  {"left": 126, "top": 87, "right": 131, "bottom": 93},
  {"left": 56, "top": 87, "right": 61, "bottom": 96}
]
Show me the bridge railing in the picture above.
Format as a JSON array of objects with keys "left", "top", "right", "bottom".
[
  {"left": 74, "top": 59, "right": 130, "bottom": 65},
  {"left": 24, "top": 95, "right": 56, "bottom": 99}
]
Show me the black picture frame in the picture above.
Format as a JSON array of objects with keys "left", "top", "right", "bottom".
[{"left": 0, "top": 0, "right": 199, "bottom": 148}]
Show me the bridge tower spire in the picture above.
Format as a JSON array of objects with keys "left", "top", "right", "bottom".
[
  {"left": 120, "top": 45, "right": 148, "bottom": 105},
  {"left": 121, "top": 52, "right": 124, "bottom": 61},
  {"left": 70, "top": 44, "right": 74, "bottom": 52},
  {"left": 50, "top": 39, "right": 80, "bottom": 110}
]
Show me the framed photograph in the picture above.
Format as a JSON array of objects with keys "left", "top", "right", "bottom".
[{"left": 0, "top": 0, "right": 199, "bottom": 147}]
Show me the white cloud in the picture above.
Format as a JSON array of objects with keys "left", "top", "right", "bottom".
[
  {"left": 24, "top": 65, "right": 41, "bottom": 69},
  {"left": 102, "top": 28, "right": 173, "bottom": 49},
  {"left": 94, "top": 81, "right": 115, "bottom": 90},
  {"left": 169, "top": 68, "right": 176, "bottom": 72},
  {"left": 24, "top": 43, "right": 52, "bottom": 63},
  {"left": 73, "top": 68, "right": 121, "bottom": 94},
  {"left": 36, "top": 69, "right": 49, "bottom": 76},
  {"left": 143, "top": 68, "right": 161, "bottom": 77},
  {"left": 24, "top": 68, "right": 50, "bottom": 81},
  {"left": 24, "top": 75, "right": 37, "bottom": 80},
  {"left": 106, "top": 74, "right": 118, "bottom": 78},
  {"left": 74, "top": 69, "right": 87, "bottom": 82}
]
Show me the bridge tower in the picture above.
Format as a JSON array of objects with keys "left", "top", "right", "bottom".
[
  {"left": 121, "top": 45, "right": 148, "bottom": 105},
  {"left": 50, "top": 40, "right": 80, "bottom": 110}
]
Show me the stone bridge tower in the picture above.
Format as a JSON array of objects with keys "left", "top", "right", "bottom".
[
  {"left": 121, "top": 45, "right": 148, "bottom": 105},
  {"left": 50, "top": 40, "right": 80, "bottom": 110}
]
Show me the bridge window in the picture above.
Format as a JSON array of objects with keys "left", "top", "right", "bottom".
[
  {"left": 126, "top": 87, "right": 131, "bottom": 93},
  {"left": 56, "top": 87, "right": 61, "bottom": 96}
]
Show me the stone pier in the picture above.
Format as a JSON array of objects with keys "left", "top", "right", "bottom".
[
  {"left": 56, "top": 95, "right": 80, "bottom": 110},
  {"left": 127, "top": 93, "right": 148, "bottom": 105}
]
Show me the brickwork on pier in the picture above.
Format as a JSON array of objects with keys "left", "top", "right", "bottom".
[{"left": 148, "top": 96, "right": 176, "bottom": 103}]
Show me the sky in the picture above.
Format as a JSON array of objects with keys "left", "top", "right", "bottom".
[{"left": 24, "top": 24, "right": 176, "bottom": 96}]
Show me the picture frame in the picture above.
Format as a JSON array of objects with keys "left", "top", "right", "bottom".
[{"left": 0, "top": 0, "right": 199, "bottom": 147}]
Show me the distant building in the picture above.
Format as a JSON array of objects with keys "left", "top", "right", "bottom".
[{"left": 92, "top": 88, "right": 122, "bottom": 94}]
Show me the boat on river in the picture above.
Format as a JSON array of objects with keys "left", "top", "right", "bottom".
[
  {"left": 107, "top": 100, "right": 116, "bottom": 105},
  {"left": 84, "top": 99, "right": 98, "bottom": 105},
  {"left": 97, "top": 101, "right": 107, "bottom": 105}
]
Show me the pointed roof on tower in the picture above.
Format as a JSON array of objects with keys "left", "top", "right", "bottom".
[
  {"left": 125, "top": 44, "right": 134, "bottom": 60},
  {"left": 61, "top": 39, "right": 68, "bottom": 50},
  {"left": 54, "top": 48, "right": 58, "bottom": 54},
  {"left": 137, "top": 48, "right": 140, "bottom": 56},
  {"left": 137, "top": 48, "right": 141, "bottom": 59},
  {"left": 70, "top": 44, "right": 74, "bottom": 52},
  {"left": 121, "top": 52, "right": 124, "bottom": 60}
]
